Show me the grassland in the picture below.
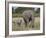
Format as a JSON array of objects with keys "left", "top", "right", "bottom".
[
  {"left": 12, "top": 17, "right": 40, "bottom": 31},
  {"left": 12, "top": 7, "right": 40, "bottom": 31}
]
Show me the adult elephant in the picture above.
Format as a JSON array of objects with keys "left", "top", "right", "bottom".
[{"left": 22, "top": 10, "right": 35, "bottom": 28}]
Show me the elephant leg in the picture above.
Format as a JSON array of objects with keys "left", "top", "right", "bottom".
[
  {"left": 23, "top": 18, "right": 27, "bottom": 27},
  {"left": 32, "top": 17, "right": 34, "bottom": 28}
]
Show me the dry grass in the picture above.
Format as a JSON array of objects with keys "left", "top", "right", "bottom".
[{"left": 12, "top": 17, "right": 40, "bottom": 31}]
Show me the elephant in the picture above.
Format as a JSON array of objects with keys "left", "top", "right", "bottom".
[
  {"left": 13, "top": 18, "right": 25, "bottom": 26},
  {"left": 22, "top": 10, "right": 35, "bottom": 28}
]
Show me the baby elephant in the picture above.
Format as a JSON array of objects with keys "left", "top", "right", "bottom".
[
  {"left": 16, "top": 19, "right": 22, "bottom": 26},
  {"left": 22, "top": 10, "right": 34, "bottom": 28},
  {"left": 14, "top": 18, "right": 25, "bottom": 26}
]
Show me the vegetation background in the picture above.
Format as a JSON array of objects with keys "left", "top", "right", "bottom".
[{"left": 12, "top": 7, "right": 40, "bottom": 31}]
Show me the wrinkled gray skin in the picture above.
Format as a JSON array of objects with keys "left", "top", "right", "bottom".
[{"left": 22, "top": 10, "right": 34, "bottom": 28}]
